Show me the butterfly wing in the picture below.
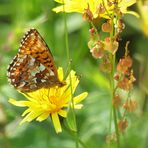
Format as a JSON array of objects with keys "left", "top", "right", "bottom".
[{"left": 7, "top": 28, "right": 64, "bottom": 92}]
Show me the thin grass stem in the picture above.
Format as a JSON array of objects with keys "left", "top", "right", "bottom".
[{"left": 62, "top": 1, "right": 79, "bottom": 147}]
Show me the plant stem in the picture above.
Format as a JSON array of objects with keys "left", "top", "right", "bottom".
[
  {"left": 110, "top": 16, "right": 120, "bottom": 147},
  {"left": 63, "top": 2, "right": 79, "bottom": 148},
  {"left": 113, "top": 105, "right": 120, "bottom": 148},
  {"left": 111, "top": 54, "right": 120, "bottom": 148}
]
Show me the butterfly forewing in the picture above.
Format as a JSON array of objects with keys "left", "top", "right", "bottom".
[{"left": 7, "top": 28, "right": 64, "bottom": 92}]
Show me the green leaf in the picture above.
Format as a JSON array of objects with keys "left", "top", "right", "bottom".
[{"left": 66, "top": 107, "right": 77, "bottom": 132}]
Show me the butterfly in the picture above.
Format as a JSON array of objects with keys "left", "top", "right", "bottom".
[{"left": 7, "top": 28, "right": 65, "bottom": 92}]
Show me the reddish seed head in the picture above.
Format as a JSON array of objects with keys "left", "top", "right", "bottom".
[
  {"left": 123, "top": 99, "right": 137, "bottom": 112},
  {"left": 104, "top": 37, "right": 119, "bottom": 54},
  {"left": 89, "top": 28, "right": 95, "bottom": 34},
  {"left": 102, "top": 21, "right": 112, "bottom": 33},
  {"left": 118, "top": 118, "right": 128, "bottom": 133},
  {"left": 90, "top": 46, "right": 104, "bottom": 59},
  {"left": 117, "top": 77, "right": 131, "bottom": 90},
  {"left": 112, "top": 95, "right": 121, "bottom": 107},
  {"left": 96, "top": 4, "right": 105, "bottom": 14},
  {"left": 114, "top": 74, "right": 120, "bottom": 81},
  {"left": 100, "top": 57, "right": 112, "bottom": 73},
  {"left": 83, "top": 5, "right": 93, "bottom": 22},
  {"left": 117, "top": 56, "right": 133, "bottom": 73}
]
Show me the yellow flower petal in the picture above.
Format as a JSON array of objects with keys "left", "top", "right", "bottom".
[
  {"left": 124, "top": 11, "right": 139, "bottom": 18},
  {"left": 54, "top": 0, "right": 63, "bottom": 4},
  {"left": 66, "top": 70, "right": 79, "bottom": 93},
  {"left": 49, "top": 87, "right": 57, "bottom": 96},
  {"left": 58, "top": 109, "right": 67, "bottom": 117},
  {"left": 23, "top": 90, "right": 41, "bottom": 102},
  {"left": 9, "top": 99, "right": 41, "bottom": 110},
  {"left": 51, "top": 113, "right": 62, "bottom": 133},
  {"left": 74, "top": 104, "right": 83, "bottom": 109},
  {"left": 36, "top": 112, "right": 50, "bottom": 122},
  {"left": 119, "top": 0, "right": 136, "bottom": 8},
  {"left": 57, "top": 67, "right": 64, "bottom": 81},
  {"left": 53, "top": 0, "right": 137, "bottom": 18},
  {"left": 9, "top": 98, "right": 29, "bottom": 107},
  {"left": 20, "top": 111, "right": 43, "bottom": 125},
  {"left": 73, "top": 92, "right": 88, "bottom": 104},
  {"left": 137, "top": 1, "right": 148, "bottom": 36},
  {"left": 22, "top": 108, "right": 31, "bottom": 116}
]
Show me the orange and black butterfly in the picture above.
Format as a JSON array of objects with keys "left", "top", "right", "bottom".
[{"left": 7, "top": 28, "right": 65, "bottom": 92}]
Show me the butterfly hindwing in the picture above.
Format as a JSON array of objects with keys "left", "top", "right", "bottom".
[{"left": 7, "top": 28, "right": 64, "bottom": 92}]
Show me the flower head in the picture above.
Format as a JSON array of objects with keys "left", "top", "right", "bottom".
[
  {"left": 138, "top": 1, "right": 148, "bottom": 36},
  {"left": 9, "top": 67, "right": 88, "bottom": 133},
  {"left": 53, "top": 0, "right": 137, "bottom": 19}
]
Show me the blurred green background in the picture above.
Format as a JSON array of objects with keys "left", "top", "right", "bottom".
[{"left": 0, "top": 0, "right": 148, "bottom": 148}]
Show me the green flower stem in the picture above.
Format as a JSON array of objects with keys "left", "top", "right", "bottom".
[
  {"left": 110, "top": 18, "right": 120, "bottom": 148},
  {"left": 113, "top": 106, "right": 120, "bottom": 147},
  {"left": 79, "top": 139, "right": 89, "bottom": 148},
  {"left": 109, "top": 102, "right": 113, "bottom": 135},
  {"left": 63, "top": 2, "right": 79, "bottom": 148},
  {"left": 110, "top": 54, "right": 120, "bottom": 148}
]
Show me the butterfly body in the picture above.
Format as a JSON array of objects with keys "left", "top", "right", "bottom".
[{"left": 7, "top": 28, "right": 65, "bottom": 92}]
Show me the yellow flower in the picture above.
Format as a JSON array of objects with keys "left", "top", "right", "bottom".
[
  {"left": 53, "top": 0, "right": 137, "bottom": 19},
  {"left": 9, "top": 67, "right": 88, "bottom": 133},
  {"left": 137, "top": 1, "right": 148, "bottom": 36}
]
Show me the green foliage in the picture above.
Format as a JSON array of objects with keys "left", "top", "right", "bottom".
[{"left": 0, "top": 0, "right": 147, "bottom": 148}]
